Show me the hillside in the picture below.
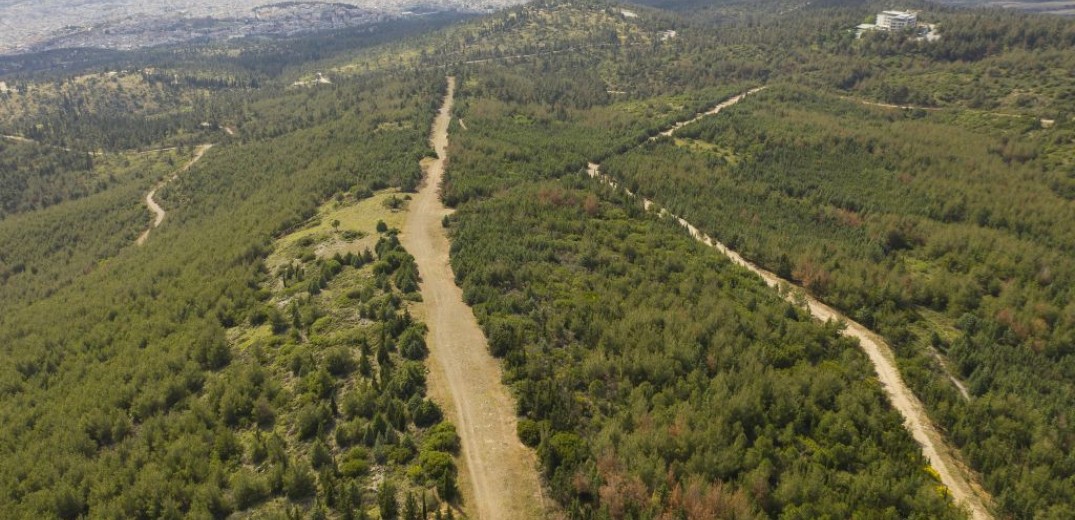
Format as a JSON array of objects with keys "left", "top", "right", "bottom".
[{"left": 1, "top": 1, "right": 1074, "bottom": 519}]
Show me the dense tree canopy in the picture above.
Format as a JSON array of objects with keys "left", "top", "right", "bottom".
[{"left": 2, "top": 0, "right": 1075, "bottom": 518}]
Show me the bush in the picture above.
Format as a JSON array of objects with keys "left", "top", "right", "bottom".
[
  {"left": 353, "top": 185, "right": 374, "bottom": 199},
  {"left": 398, "top": 325, "right": 428, "bottom": 360},
  {"left": 52, "top": 484, "right": 84, "bottom": 520},
  {"left": 386, "top": 361, "right": 426, "bottom": 399},
  {"left": 377, "top": 481, "right": 398, "bottom": 519},
  {"left": 324, "top": 347, "right": 355, "bottom": 376},
  {"left": 231, "top": 471, "right": 269, "bottom": 510},
  {"left": 517, "top": 419, "right": 542, "bottom": 447},
  {"left": 283, "top": 463, "right": 316, "bottom": 500},
  {"left": 248, "top": 307, "right": 268, "bottom": 326},
  {"left": 193, "top": 326, "right": 232, "bottom": 370},
  {"left": 417, "top": 450, "right": 455, "bottom": 482},
  {"left": 540, "top": 432, "right": 585, "bottom": 474},
  {"left": 411, "top": 399, "right": 442, "bottom": 427},
  {"left": 311, "top": 441, "right": 333, "bottom": 469},
  {"left": 389, "top": 441, "right": 417, "bottom": 465},
  {"left": 295, "top": 404, "right": 331, "bottom": 440},
  {"left": 253, "top": 397, "right": 275, "bottom": 427},
  {"left": 342, "top": 386, "right": 377, "bottom": 419},
  {"left": 422, "top": 422, "right": 460, "bottom": 454},
  {"left": 486, "top": 318, "right": 520, "bottom": 358},
  {"left": 340, "top": 448, "right": 371, "bottom": 478}
]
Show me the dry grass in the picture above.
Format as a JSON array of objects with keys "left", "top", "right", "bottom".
[{"left": 267, "top": 188, "right": 410, "bottom": 270}]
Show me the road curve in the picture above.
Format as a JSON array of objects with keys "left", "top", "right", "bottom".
[
  {"left": 400, "top": 77, "right": 548, "bottom": 520},
  {"left": 585, "top": 88, "right": 993, "bottom": 520},
  {"left": 136, "top": 144, "right": 213, "bottom": 246}
]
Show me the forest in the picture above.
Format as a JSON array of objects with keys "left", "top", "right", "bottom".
[
  {"left": 1, "top": 0, "right": 1074, "bottom": 518},
  {"left": 601, "top": 84, "right": 1075, "bottom": 517},
  {"left": 447, "top": 178, "right": 961, "bottom": 518},
  {"left": 439, "top": 1, "right": 1075, "bottom": 517},
  {"left": 0, "top": 139, "right": 95, "bottom": 217},
  {"left": 0, "top": 26, "right": 466, "bottom": 517}
]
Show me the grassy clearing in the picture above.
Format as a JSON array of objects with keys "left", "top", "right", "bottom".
[
  {"left": 268, "top": 188, "right": 411, "bottom": 270},
  {"left": 673, "top": 137, "right": 741, "bottom": 165}
]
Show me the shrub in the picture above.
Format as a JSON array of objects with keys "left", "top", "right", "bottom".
[
  {"left": 517, "top": 419, "right": 542, "bottom": 448},
  {"left": 397, "top": 325, "right": 428, "bottom": 360},
  {"left": 295, "top": 404, "right": 331, "bottom": 440},
  {"left": 411, "top": 399, "right": 442, "bottom": 428},
  {"left": 231, "top": 471, "right": 269, "bottom": 510},
  {"left": 422, "top": 422, "right": 460, "bottom": 454},
  {"left": 283, "top": 463, "right": 316, "bottom": 500},
  {"left": 377, "top": 481, "right": 398, "bottom": 519},
  {"left": 323, "top": 347, "right": 355, "bottom": 376},
  {"left": 311, "top": 441, "right": 333, "bottom": 469},
  {"left": 418, "top": 450, "right": 455, "bottom": 482},
  {"left": 340, "top": 447, "right": 371, "bottom": 478}
]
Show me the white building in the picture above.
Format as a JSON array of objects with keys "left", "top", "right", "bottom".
[{"left": 876, "top": 11, "right": 917, "bottom": 31}]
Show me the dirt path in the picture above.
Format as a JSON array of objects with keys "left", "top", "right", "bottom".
[
  {"left": 588, "top": 163, "right": 991, "bottom": 519},
  {"left": 1, "top": 134, "right": 35, "bottom": 144},
  {"left": 584, "top": 87, "right": 993, "bottom": 520},
  {"left": 400, "top": 77, "right": 548, "bottom": 520},
  {"left": 655, "top": 87, "right": 767, "bottom": 138},
  {"left": 1, "top": 133, "right": 80, "bottom": 153},
  {"left": 929, "top": 346, "right": 972, "bottom": 401},
  {"left": 849, "top": 98, "right": 942, "bottom": 111},
  {"left": 136, "top": 144, "right": 213, "bottom": 246},
  {"left": 848, "top": 97, "right": 1033, "bottom": 122}
]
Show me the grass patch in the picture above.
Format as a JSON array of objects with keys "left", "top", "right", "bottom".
[{"left": 268, "top": 188, "right": 409, "bottom": 269}]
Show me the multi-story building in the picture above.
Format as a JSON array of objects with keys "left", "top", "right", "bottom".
[{"left": 876, "top": 10, "right": 917, "bottom": 31}]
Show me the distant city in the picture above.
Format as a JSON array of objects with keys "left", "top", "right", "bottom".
[
  {"left": 944, "top": 0, "right": 1075, "bottom": 16},
  {"left": 0, "top": 0, "right": 1072, "bottom": 56},
  {"left": 0, "top": 0, "right": 527, "bottom": 55}
]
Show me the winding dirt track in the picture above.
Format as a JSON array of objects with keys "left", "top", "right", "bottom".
[
  {"left": 400, "top": 77, "right": 548, "bottom": 520},
  {"left": 136, "top": 144, "right": 213, "bottom": 246},
  {"left": 586, "top": 88, "right": 993, "bottom": 520}
]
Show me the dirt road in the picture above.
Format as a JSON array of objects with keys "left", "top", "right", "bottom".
[
  {"left": 1, "top": 134, "right": 35, "bottom": 144},
  {"left": 588, "top": 162, "right": 991, "bottom": 519},
  {"left": 400, "top": 77, "right": 548, "bottom": 520},
  {"left": 655, "top": 87, "right": 766, "bottom": 138},
  {"left": 585, "top": 87, "right": 993, "bottom": 519},
  {"left": 849, "top": 98, "right": 942, "bottom": 111},
  {"left": 136, "top": 144, "right": 213, "bottom": 246}
]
